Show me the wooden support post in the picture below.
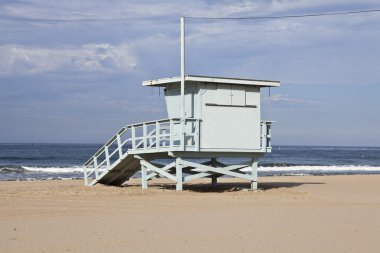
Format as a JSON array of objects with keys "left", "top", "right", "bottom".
[
  {"left": 83, "top": 166, "right": 88, "bottom": 186},
  {"left": 211, "top": 177, "right": 217, "bottom": 187},
  {"left": 141, "top": 164, "right": 148, "bottom": 190},
  {"left": 176, "top": 157, "right": 183, "bottom": 191},
  {"left": 251, "top": 158, "right": 258, "bottom": 190},
  {"left": 211, "top": 158, "right": 217, "bottom": 187}
]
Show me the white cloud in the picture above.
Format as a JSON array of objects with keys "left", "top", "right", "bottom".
[
  {"left": 0, "top": 0, "right": 379, "bottom": 144},
  {"left": 187, "top": 9, "right": 380, "bottom": 49},
  {"left": 0, "top": 0, "right": 378, "bottom": 23},
  {"left": 264, "top": 93, "right": 320, "bottom": 106},
  {"left": 0, "top": 43, "right": 136, "bottom": 74},
  {"left": 0, "top": 2, "right": 379, "bottom": 83}
]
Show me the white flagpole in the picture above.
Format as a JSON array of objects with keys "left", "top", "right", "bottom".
[{"left": 180, "top": 16, "right": 185, "bottom": 149}]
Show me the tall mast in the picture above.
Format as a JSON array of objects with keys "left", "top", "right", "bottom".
[
  {"left": 180, "top": 16, "right": 185, "bottom": 150},
  {"left": 180, "top": 16, "right": 185, "bottom": 120}
]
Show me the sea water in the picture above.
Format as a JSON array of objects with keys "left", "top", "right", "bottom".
[{"left": 0, "top": 143, "right": 379, "bottom": 181}]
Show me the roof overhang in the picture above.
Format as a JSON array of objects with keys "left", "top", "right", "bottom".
[{"left": 142, "top": 75, "right": 280, "bottom": 87}]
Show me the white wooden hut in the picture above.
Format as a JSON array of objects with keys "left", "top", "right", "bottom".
[{"left": 83, "top": 75, "right": 280, "bottom": 190}]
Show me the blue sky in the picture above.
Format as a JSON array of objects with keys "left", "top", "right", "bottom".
[{"left": 0, "top": 0, "right": 379, "bottom": 146}]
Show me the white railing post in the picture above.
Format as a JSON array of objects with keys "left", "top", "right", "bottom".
[
  {"left": 94, "top": 156, "right": 98, "bottom": 179},
  {"left": 267, "top": 122, "right": 272, "bottom": 150},
  {"left": 143, "top": 123, "right": 147, "bottom": 150},
  {"left": 131, "top": 126, "right": 136, "bottom": 151},
  {"left": 261, "top": 122, "right": 267, "bottom": 150},
  {"left": 156, "top": 121, "right": 160, "bottom": 150},
  {"left": 83, "top": 166, "right": 88, "bottom": 186},
  {"left": 104, "top": 146, "right": 111, "bottom": 168},
  {"left": 169, "top": 119, "right": 174, "bottom": 149},
  {"left": 181, "top": 121, "right": 186, "bottom": 151},
  {"left": 162, "top": 129, "right": 167, "bottom": 146},
  {"left": 116, "top": 134, "right": 122, "bottom": 158}
]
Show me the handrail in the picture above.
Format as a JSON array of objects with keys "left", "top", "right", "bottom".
[
  {"left": 125, "top": 117, "right": 197, "bottom": 128},
  {"left": 84, "top": 127, "right": 126, "bottom": 166},
  {"left": 83, "top": 118, "right": 200, "bottom": 186},
  {"left": 260, "top": 121, "right": 273, "bottom": 151},
  {"left": 84, "top": 118, "right": 273, "bottom": 186}
]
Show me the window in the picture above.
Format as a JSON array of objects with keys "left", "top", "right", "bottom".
[{"left": 212, "top": 84, "right": 256, "bottom": 107}]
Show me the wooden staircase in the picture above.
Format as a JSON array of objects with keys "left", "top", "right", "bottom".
[{"left": 83, "top": 118, "right": 200, "bottom": 186}]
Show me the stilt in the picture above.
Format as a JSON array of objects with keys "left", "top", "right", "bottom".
[
  {"left": 176, "top": 157, "right": 183, "bottom": 191},
  {"left": 141, "top": 164, "right": 148, "bottom": 190},
  {"left": 211, "top": 177, "right": 217, "bottom": 187},
  {"left": 136, "top": 157, "right": 260, "bottom": 191},
  {"left": 210, "top": 158, "right": 217, "bottom": 187},
  {"left": 251, "top": 159, "right": 258, "bottom": 190},
  {"left": 83, "top": 166, "right": 88, "bottom": 186}
]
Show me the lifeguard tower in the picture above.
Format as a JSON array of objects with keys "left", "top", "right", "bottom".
[
  {"left": 83, "top": 18, "right": 280, "bottom": 190},
  {"left": 83, "top": 75, "right": 279, "bottom": 190}
]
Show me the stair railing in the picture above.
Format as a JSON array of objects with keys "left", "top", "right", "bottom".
[
  {"left": 260, "top": 121, "right": 273, "bottom": 152},
  {"left": 83, "top": 118, "right": 200, "bottom": 185}
]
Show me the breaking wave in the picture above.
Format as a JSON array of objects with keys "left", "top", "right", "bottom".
[
  {"left": 241, "top": 165, "right": 380, "bottom": 175},
  {"left": 0, "top": 165, "right": 26, "bottom": 173},
  {"left": 0, "top": 165, "right": 83, "bottom": 173},
  {"left": 2, "top": 165, "right": 380, "bottom": 174}
]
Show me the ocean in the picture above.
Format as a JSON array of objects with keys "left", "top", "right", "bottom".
[{"left": 0, "top": 143, "right": 379, "bottom": 181}]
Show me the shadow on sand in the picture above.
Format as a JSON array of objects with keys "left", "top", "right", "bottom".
[{"left": 132, "top": 181, "right": 325, "bottom": 193}]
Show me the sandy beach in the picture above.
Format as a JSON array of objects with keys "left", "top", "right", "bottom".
[{"left": 1, "top": 175, "right": 380, "bottom": 253}]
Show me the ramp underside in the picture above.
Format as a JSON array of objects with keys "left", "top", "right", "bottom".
[{"left": 92, "top": 154, "right": 140, "bottom": 186}]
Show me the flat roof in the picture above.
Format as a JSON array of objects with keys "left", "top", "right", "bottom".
[{"left": 142, "top": 75, "right": 280, "bottom": 87}]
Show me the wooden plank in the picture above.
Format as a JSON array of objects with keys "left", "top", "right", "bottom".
[
  {"left": 141, "top": 164, "right": 148, "bottom": 189},
  {"left": 140, "top": 160, "right": 176, "bottom": 181},
  {"left": 181, "top": 160, "right": 253, "bottom": 181},
  {"left": 176, "top": 157, "right": 183, "bottom": 191},
  {"left": 251, "top": 159, "right": 258, "bottom": 190},
  {"left": 183, "top": 163, "right": 245, "bottom": 182},
  {"left": 146, "top": 162, "right": 176, "bottom": 180}
]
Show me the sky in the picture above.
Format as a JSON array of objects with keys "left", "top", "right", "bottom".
[{"left": 0, "top": 0, "right": 379, "bottom": 146}]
